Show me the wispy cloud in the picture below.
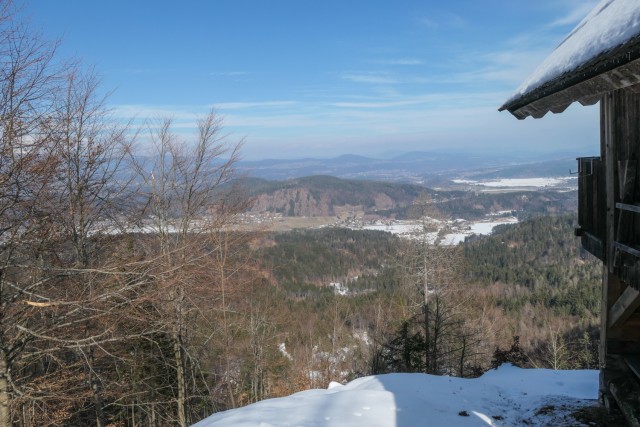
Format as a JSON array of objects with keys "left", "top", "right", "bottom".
[
  {"left": 341, "top": 72, "right": 398, "bottom": 85},
  {"left": 419, "top": 18, "right": 439, "bottom": 29},
  {"left": 373, "top": 58, "right": 425, "bottom": 66},
  {"left": 333, "top": 100, "right": 426, "bottom": 109},
  {"left": 112, "top": 101, "right": 300, "bottom": 120},
  {"left": 111, "top": 104, "right": 202, "bottom": 120},
  {"left": 332, "top": 91, "right": 504, "bottom": 110},
  {"left": 214, "top": 101, "right": 299, "bottom": 110},
  {"left": 548, "top": 0, "right": 599, "bottom": 27},
  {"left": 210, "top": 71, "right": 251, "bottom": 77},
  {"left": 418, "top": 13, "right": 466, "bottom": 30},
  {"left": 448, "top": 47, "right": 551, "bottom": 88}
]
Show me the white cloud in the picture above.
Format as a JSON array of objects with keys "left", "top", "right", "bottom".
[
  {"left": 214, "top": 101, "right": 299, "bottom": 110},
  {"left": 333, "top": 100, "right": 426, "bottom": 109},
  {"left": 418, "top": 13, "right": 466, "bottom": 30},
  {"left": 341, "top": 72, "right": 398, "bottom": 85},
  {"left": 449, "top": 47, "right": 550, "bottom": 88},
  {"left": 111, "top": 104, "right": 202, "bottom": 120},
  {"left": 374, "top": 59, "right": 425, "bottom": 66},
  {"left": 419, "top": 18, "right": 439, "bottom": 29},
  {"left": 210, "top": 71, "right": 251, "bottom": 77},
  {"left": 548, "top": 0, "right": 600, "bottom": 27}
]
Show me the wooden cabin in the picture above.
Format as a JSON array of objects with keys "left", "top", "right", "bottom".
[{"left": 499, "top": 1, "right": 640, "bottom": 424}]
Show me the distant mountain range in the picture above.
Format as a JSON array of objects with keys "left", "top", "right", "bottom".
[{"left": 236, "top": 151, "right": 588, "bottom": 184}]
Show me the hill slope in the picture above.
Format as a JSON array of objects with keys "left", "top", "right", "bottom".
[
  {"left": 244, "top": 175, "right": 432, "bottom": 217},
  {"left": 240, "top": 175, "right": 577, "bottom": 219}
]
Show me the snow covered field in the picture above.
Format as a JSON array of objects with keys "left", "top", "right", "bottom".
[
  {"left": 192, "top": 364, "right": 598, "bottom": 427},
  {"left": 361, "top": 217, "right": 519, "bottom": 245},
  {"left": 452, "top": 177, "right": 576, "bottom": 190}
]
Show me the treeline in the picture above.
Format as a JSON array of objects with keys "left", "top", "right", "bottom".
[
  {"left": 248, "top": 214, "right": 601, "bottom": 383},
  {"left": 258, "top": 228, "right": 401, "bottom": 287},
  {"left": 464, "top": 215, "right": 601, "bottom": 317},
  {"left": 436, "top": 190, "right": 577, "bottom": 220}
]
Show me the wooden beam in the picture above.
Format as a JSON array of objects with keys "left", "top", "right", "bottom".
[
  {"left": 608, "top": 315, "right": 640, "bottom": 340},
  {"left": 609, "top": 285, "right": 640, "bottom": 329},
  {"left": 614, "top": 160, "right": 637, "bottom": 267},
  {"left": 614, "top": 241, "right": 640, "bottom": 258},
  {"left": 626, "top": 356, "right": 640, "bottom": 381},
  {"left": 602, "top": 92, "right": 617, "bottom": 272},
  {"left": 580, "top": 231, "right": 605, "bottom": 261},
  {"left": 616, "top": 202, "right": 640, "bottom": 213},
  {"left": 618, "top": 160, "right": 636, "bottom": 203},
  {"left": 609, "top": 379, "right": 640, "bottom": 427},
  {"left": 608, "top": 340, "right": 640, "bottom": 355}
]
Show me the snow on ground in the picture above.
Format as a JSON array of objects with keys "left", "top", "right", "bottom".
[
  {"left": 440, "top": 218, "right": 519, "bottom": 245},
  {"left": 361, "top": 223, "right": 422, "bottom": 234},
  {"left": 191, "top": 364, "right": 599, "bottom": 427},
  {"left": 468, "top": 219, "right": 518, "bottom": 235},
  {"left": 361, "top": 217, "right": 518, "bottom": 246},
  {"left": 478, "top": 178, "right": 574, "bottom": 188},
  {"left": 452, "top": 177, "right": 576, "bottom": 189},
  {"left": 278, "top": 343, "right": 293, "bottom": 361}
]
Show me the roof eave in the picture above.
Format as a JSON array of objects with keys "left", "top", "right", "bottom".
[{"left": 500, "top": 35, "right": 640, "bottom": 120}]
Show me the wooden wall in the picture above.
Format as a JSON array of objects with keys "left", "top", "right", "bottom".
[{"left": 598, "top": 89, "right": 640, "bottom": 416}]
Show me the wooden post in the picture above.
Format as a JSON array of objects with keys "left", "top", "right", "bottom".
[{"left": 599, "top": 89, "right": 640, "bottom": 408}]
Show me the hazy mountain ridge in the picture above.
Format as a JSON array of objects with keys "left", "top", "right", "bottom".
[{"left": 237, "top": 152, "right": 585, "bottom": 183}]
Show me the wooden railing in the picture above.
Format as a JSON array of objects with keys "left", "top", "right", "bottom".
[{"left": 575, "top": 156, "right": 606, "bottom": 261}]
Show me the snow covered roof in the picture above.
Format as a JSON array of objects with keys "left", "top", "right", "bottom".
[{"left": 500, "top": 0, "right": 640, "bottom": 119}]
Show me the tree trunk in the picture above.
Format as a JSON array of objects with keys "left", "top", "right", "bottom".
[
  {"left": 431, "top": 299, "right": 441, "bottom": 374},
  {"left": 89, "top": 349, "right": 105, "bottom": 427},
  {"left": 173, "top": 330, "right": 187, "bottom": 427},
  {"left": 423, "top": 303, "right": 430, "bottom": 374},
  {"left": 0, "top": 351, "right": 10, "bottom": 427},
  {"left": 459, "top": 336, "right": 467, "bottom": 378}
]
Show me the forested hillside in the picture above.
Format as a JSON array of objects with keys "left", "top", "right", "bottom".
[
  {"left": 465, "top": 216, "right": 601, "bottom": 318},
  {"left": 241, "top": 175, "right": 577, "bottom": 220},
  {"left": 242, "top": 214, "right": 601, "bottom": 399}
]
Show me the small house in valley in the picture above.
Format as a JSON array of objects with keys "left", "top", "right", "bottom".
[{"left": 499, "top": 0, "right": 640, "bottom": 423}]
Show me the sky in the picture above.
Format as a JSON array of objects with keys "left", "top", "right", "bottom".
[{"left": 19, "top": 0, "right": 602, "bottom": 160}]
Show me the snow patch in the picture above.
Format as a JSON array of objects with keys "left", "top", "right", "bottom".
[
  {"left": 453, "top": 177, "right": 576, "bottom": 189},
  {"left": 191, "top": 364, "right": 599, "bottom": 427},
  {"left": 278, "top": 343, "right": 293, "bottom": 361}
]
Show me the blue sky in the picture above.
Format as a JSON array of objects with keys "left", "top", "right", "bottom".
[{"left": 22, "top": 0, "right": 601, "bottom": 160}]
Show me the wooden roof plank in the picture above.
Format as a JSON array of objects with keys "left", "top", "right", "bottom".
[{"left": 609, "top": 285, "right": 640, "bottom": 329}]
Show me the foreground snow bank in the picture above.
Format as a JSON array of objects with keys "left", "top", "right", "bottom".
[{"left": 192, "top": 364, "right": 598, "bottom": 426}]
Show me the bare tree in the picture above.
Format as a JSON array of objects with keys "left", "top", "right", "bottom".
[
  {"left": 133, "top": 112, "right": 251, "bottom": 426},
  {"left": 44, "top": 68, "right": 136, "bottom": 426},
  {"left": 51, "top": 68, "right": 135, "bottom": 266},
  {"left": 0, "top": 3, "right": 257, "bottom": 424},
  {"left": 393, "top": 194, "right": 481, "bottom": 376},
  {"left": 0, "top": 2, "right": 64, "bottom": 423}
]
